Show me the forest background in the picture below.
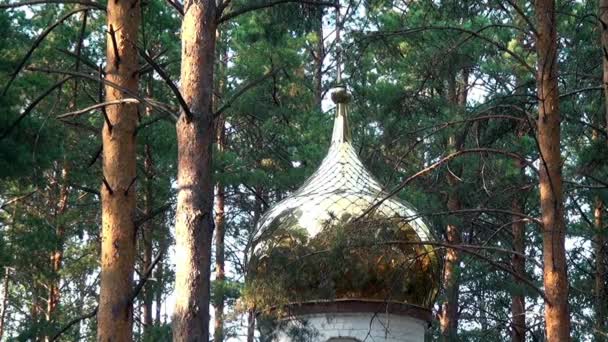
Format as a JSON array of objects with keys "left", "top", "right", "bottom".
[{"left": 0, "top": 0, "right": 606, "bottom": 341}]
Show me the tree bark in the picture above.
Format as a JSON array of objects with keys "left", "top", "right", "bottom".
[
  {"left": 246, "top": 309, "right": 255, "bottom": 342},
  {"left": 534, "top": 1, "right": 571, "bottom": 340},
  {"left": 595, "top": 196, "right": 606, "bottom": 341},
  {"left": 173, "top": 1, "right": 217, "bottom": 340},
  {"left": 213, "top": 174, "right": 225, "bottom": 342},
  {"left": 155, "top": 257, "right": 163, "bottom": 326},
  {"left": 46, "top": 162, "right": 69, "bottom": 341},
  {"left": 597, "top": 1, "right": 608, "bottom": 338},
  {"left": 511, "top": 195, "right": 526, "bottom": 342},
  {"left": 313, "top": 7, "right": 324, "bottom": 110},
  {"left": 0, "top": 268, "right": 10, "bottom": 340},
  {"left": 97, "top": 0, "right": 140, "bottom": 339},
  {"left": 439, "top": 68, "right": 467, "bottom": 341},
  {"left": 602, "top": 0, "right": 608, "bottom": 129},
  {"left": 142, "top": 142, "right": 154, "bottom": 333},
  {"left": 213, "top": 53, "right": 227, "bottom": 342}
]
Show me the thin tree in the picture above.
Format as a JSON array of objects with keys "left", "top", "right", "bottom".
[
  {"left": 97, "top": 0, "right": 140, "bottom": 340},
  {"left": 213, "top": 28, "right": 228, "bottom": 342},
  {"left": 534, "top": 0, "right": 571, "bottom": 340},
  {"left": 596, "top": 0, "right": 608, "bottom": 337},
  {"left": 439, "top": 66, "right": 468, "bottom": 341}
]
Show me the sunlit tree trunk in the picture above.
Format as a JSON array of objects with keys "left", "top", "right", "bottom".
[
  {"left": 173, "top": 0, "right": 217, "bottom": 340},
  {"left": 0, "top": 268, "right": 10, "bottom": 340},
  {"left": 313, "top": 7, "right": 324, "bottom": 109},
  {"left": 439, "top": 67, "right": 467, "bottom": 341},
  {"left": 213, "top": 31, "right": 227, "bottom": 342},
  {"left": 596, "top": 1, "right": 608, "bottom": 338},
  {"left": 142, "top": 142, "right": 154, "bottom": 333},
  {"left": 511, "top": 195, "right": 526, "bottom": 342},
  {"left": 97, "top": 0, "right": 140, "bottom": 339},
  {"left": 46, "top": 161, "right": 69, "bottom": 341},
  {"left": 141, "top": 73, "right": 155, "bottom": 335},
  {"left": 213, "top": 175, "right": 226, "bottom": 342},
  {"left": 534, "top": 1, "right": 571, "bottom": 340},
  {"left": 155, "top": 257, "right": 163, "bottom": 325}
]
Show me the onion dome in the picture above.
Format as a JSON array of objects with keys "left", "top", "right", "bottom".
[{"left": 247, "top": 86, "right": 440, "bottom": 313}]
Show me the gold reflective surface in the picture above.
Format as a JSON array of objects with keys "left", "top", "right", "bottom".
[{"left": 250, "top": 88, "right": 440, "bottom": 308}]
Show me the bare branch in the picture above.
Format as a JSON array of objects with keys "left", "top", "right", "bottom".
[
  {"left": 505, "top": 0, "right": 538, "bottom": 36},
  {"left": 214, "top": 68, "right": 281, "bottom": 117},
  {"left": 50, "top": 307, "right": 97, "bottom": 341},
  {"left": 357, "top": 148, "right": 534, "bottom": 220},
  {"left": 366, "top": 25, "right": 534, "bottom": 73},
  {"left": 55, "top": 48, "right": 102, "bottom": 75},
  {"left": 0, "top": 0, "right": 104, "bottom": 10},
  {"left": 57, "top": 99, "right": 141, "bottom": 119},
  {"left": 0, "top": 190, "right": 37, "bottom": 211},
  {"left": 135, "top": 202, "right": 173, "bottom": 227},
  {"left": 135, "top": 45, "right": 190, "bottom": 119},
  {"left": 0, "top": 77, "right": 72, "bottom": 141},
  {"left": 2, "top": 7, "right": 92, "bottom": 96},
  {"left": 26, "top": 67, "right": 179, "bottom": 120},
  {"left": 219, "top": 0, "right": 337, "bottom": 24},
  {"left": 165, "top": 0, "right": 183, "bottom": 15}
]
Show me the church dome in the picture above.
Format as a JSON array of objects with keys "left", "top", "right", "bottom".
[{"left": 247, "top": 86, "right": 440, "bottom": 312}]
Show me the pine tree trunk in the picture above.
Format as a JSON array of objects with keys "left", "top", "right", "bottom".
[
  {"left": 173, "top": 1, "right": 217, "bottom": 340},
  {"left": 602, "top": 0, "right": 608, "bottom": 129},
  {"left": 313, "top": 7, "right": 324, "bottom": 110},
  {"left": 46, "top": 162, "right": 69, "bottom": 341},
  {"left": 439, "top": 68, "right": 467, "bottom": 341},
  {"left": 213, "top": 178, "right": 225, "bottom": 342},
  {"left": 534, "top": 1, "right": 571, "bottom": 340},
  {"left": 594, "top": 196, "right": 606, "bottom": 341},
  {"left": 597, "top": 1, "right": 608, "bottom": 338},
  {"left": 246, "top": 309, "right": 255, "bottom": 342},
  {"left": 0, "top": 268, "right": 10, "bottom": 340},
  {"left": 155, "top": 257, "right": 163, "bottom": 326},
  {"left": 213, "top": 33, "right": 227, "bottom": 342},
  {"left": 142, "top": 142, "right": 154, "bottom": 333},
  {"left": 511, "top": 195, "right": 526, "bottom": 342},
  {"left": 97, "top": 0, "right": 140, "bottom": 339}
]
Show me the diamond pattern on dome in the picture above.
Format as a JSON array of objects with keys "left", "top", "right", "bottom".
[{"left": 252, "top": 95, "right": 433, "bottom": 247}]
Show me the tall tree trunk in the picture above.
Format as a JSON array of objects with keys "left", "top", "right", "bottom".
[
  {"left": 173, "top": 1, "right": 217, "bottom": 340},
  {"left": 595, "top": 195, "right": 606, "bottom": 341},
  {"left": 534, "top": 1, "right": 571, "bottom": 340},
  {"left": 602, "top": 0, "right": 608, "bottom": 129},
  {"left": 142, "top": 142, "right": 154, "bottom": 333},
  {"left": 439, "top": 68, "right": 467, "bottom": 341},
  {"left": 213, "top": 31, "right": 227, "bottom": 342},
  {"left": 46, "top": 162, "right": 69, "bottom": 341},
  {"left": 141, "top": 74, "right": 155, "bottom": 336},
  {"left": 313, "top": 7, "right": 324, "bottom": 110},
  {"left": 0, "top": 268, "right": 10, "bottom": 340},
  {"left": 155, "top": 257, "right": 163, "bottom": 326},
  {"left": 511, "top": 194, "right": 526, "bottom": 342},
  {"left": 97, "top": 0, "right": 140, "bottom": 339},
  {"left": 246, "top": 309, "right": 255, "bottom": 342},
  {"left": 597, "top": 1, "right": 608, "bottom": 338},
  {"left": 213, "top": 175, "right": 225, "bottom": 342}
]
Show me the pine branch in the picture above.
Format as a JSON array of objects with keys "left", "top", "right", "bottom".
[
  {"left": 0, "top": 77, "right": 72, "bottom": 141},
  {"left": 218, "top": 0, "right": 337, "bottom": 23},
  {"left": 0, "top": 0, "right": 104, "bottom": 10},
  {"left": 2, "top": 7, "right": 92, "bottom": 96},
  {"left": 214, "top": 68, "right": 282, "bottom": 117},
  {"left": 57, "top": 99, "right": 141, "bottom": 119},
  {"left": 26, "top": 67, "right": 178, "bottom": 120}
]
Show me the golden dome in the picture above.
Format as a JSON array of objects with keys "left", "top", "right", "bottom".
[{"left": 247, "top": 86, "right": 440, "bottom": 310}]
